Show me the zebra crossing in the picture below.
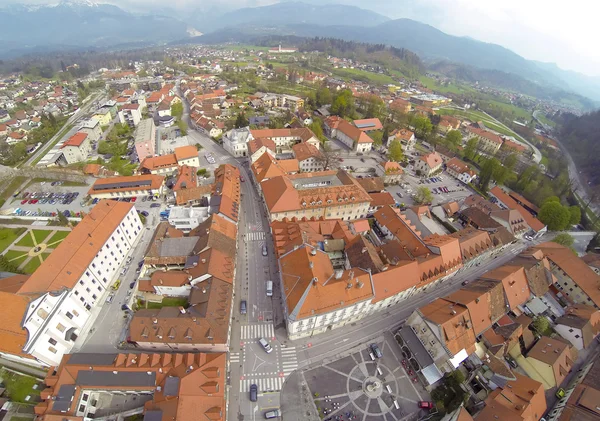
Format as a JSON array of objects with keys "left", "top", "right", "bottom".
[
  {"left": 240, "top": 377, "right": 285, "bottom": 393},
  {"left": 280, "top": 347, "right": 298, "bottom": 375},
  {"left": 241, "top": 323, "right": 275, "bottom": 340},
  {"left": 230, "top": 352, "right": 240, "bottom": 363},
  {"left": 246, "top": 231, "right": 266, "bottom": 241}
]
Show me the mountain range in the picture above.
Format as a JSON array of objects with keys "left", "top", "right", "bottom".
[{"left": 1, "top": 0, "right": 599, "bottom": 107}]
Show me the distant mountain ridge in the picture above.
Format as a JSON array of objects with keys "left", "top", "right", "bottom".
[{"left": 0, "top": 0, "right": 193, "bottom": 57}]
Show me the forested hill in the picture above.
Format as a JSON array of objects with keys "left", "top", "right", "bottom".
[{"left": 557, "top": 111, "right": 600, "bottom": 188}]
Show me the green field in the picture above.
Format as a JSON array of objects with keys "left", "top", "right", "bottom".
[
  {"left": 332, "top": 67, "right": 396, "bottom": 85},
  {"left": 15, "top": 232, "right": 35, "bottom": 248},
  {"left": 536, "top": 112, "right": 556, "bottom": 127},
  {"left": 419, "top": 76, "right": 477, "bottom": 95},
  {"left": 23, "top": 253, "right": 50, "bottom": 274},
  {"left": 147, "top": 297, "right": 189, "bottom": 309},
  {"left": 0, "top": 227, "right": 26, "bottom": 253},
  {"left": 0, "top": 368, "right": 42, "bottom": 403},
  {"left": 3, "top": 250, "right": 28, "bottom": 266},
  {"left": 437, "top": 108, "right": 495, "bottom": 124},
  {"left": 46, "top": 230, "right": 70, "bottom": 246},
  {"left": 34, "top": 229, "right": 52, "bottom": 244}
]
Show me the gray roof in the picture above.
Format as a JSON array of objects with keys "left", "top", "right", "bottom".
[
  {"left": 402, "top": 209, "right": 433, "bottom": 237},
  {"left": 68, "top": 353, "right": 117, "bottom": 366},
  {"left": 159, "top": 237, "right": 198, "bottom": 257},
  {"left": 144, "top": 410, "right": 163, "bottom": 421},
  {"left": 53, "top": 384, "right": 76, "bottom": 412},
  {"left": 555, "top": 314, "right": 588, "bottom": 329},
  {"left": 76, "top": 370, "right": 157, "bottom": 387},
  {"left": 164, "top": 376, "right": 180, "bottom": 397},
  {"left": 398, "top": 326, "right": 434, "bottom": 369}
]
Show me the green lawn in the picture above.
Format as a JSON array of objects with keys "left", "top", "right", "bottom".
[
  {"left": 0, "top": 368, "right": 42, "bottom": 403},
  {"left": 3, "top": 250, "right": 28, "bottom": 266},
  {"left": 0, "top": 227, "right": 26, "bottom": 253},
  {"left": 147, "top": 297, "right": 189, "bottom": 309},
  {"left": 33, "top": 230, "right": 52, "bottom": 244},
  {"left": 536, "top": 112, "right": 556, "bottom": 127},
  {"left": 11, "top": 417, "right": 36, "bottom": 421},
  {"left": 419, "top": 76, "right": 477, "bottom": 95},
  {"left": 22, "top": 253, "right": 50, "bottom": 274},
  {"left": 46, "top": 230, "right": 70, "bottom": 246},
  {"left": 15, "top": 232, "right": 35, "bottom": 248},
  {"left": 332, "top": 67, "right": 396, "bottom": 85}
]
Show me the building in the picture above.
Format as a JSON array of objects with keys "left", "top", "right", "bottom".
[
  {"left": 92, "top": 108, "right": 112, "bottom": 126},
  {"left": 554, "top": 305, "right": 600, "bottom": 350},
  {"left": 35, "top": 352, "right": 227, "bottom": 421},
  {"left": 168, "top": 206, "right": 210, "bottom": 232},
  {"left": 489, "top": 187, "right": 547, "bottom": 236},
  {"left": 222, "top": 127, "right": 253, "bottom": 158},
  {"left": 415, "top": 152, "right": 443, "bottom": 177},
  {"left": 251, "top": 128, "right": 320, "bottom": 154},
  {"left": 0, "top": 201, "right": 142, "bottom": 366},
  {"left": 60, "top": 132, "right": 91, "bottom": 164},
  {"left": 140, "top": 146, "right": 200, "bottom": 175},
  {"left": 389, "top": 98, "right": 411, "bottom": 113},
  {"left": 331, "top": 119, "right": 374, "bottom": 152},
  {"left": 381, "top": 161, "right": 403, "bottom": 184},
  {"left": 523, "top": 337, "right": 577, "bottom": 389},
  {"left": 367, "top": 192, "right": 396, "bottom": 214},
  {"left": 174, "top": 145, "right": 200, "bottom": 167},
  {"left": 258, "top": 170, "right": 372, "bottom": 222},
  {"left": 292, "top": 142, "right": 324, "bottom": 172},
  {"left": 79, "top": 119, "right": 102, "bottom": 142},
  {"left": 134, "top": 118, "right": 156, "bottom": 160},
  {"left": 353, "top": 118, "right": 382, "bottom": 133},
  {"left": 466, "top": 126, "right": 503, "bottom": 154},
  {"left": 88, "top": 174, "right": 165, "bottom": 199},
  {"left": 118, "top": 103, "right": 142, "bottom": 127},
  {"left": 446, "top": 157, "right": 477, "bottom": 184},
  {"left": 268, "top": 44, "right": 298, "bottom": 53},
  {"left": 248, "top": 137, "right": 276, "bottom": 163},
  {"left": 389, "top": 128, "right": 415, "bottom": 150}
]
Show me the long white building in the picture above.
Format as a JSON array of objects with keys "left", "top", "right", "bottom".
[{"left": 6, "top": 200, "right": 142, "bottom": 366}]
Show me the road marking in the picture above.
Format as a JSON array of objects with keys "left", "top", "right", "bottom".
[
  {"left": 246, "top": 231, "right": 266, "bottom": 241},
  {"left": 240, "top": 377, "right": 284, "bottom": 392},
  {"left": 242, "top": 323, "right": 275, "bottom": 340},
  {"left": 230, "top": 352, "right": 240, "bottom": 363}
]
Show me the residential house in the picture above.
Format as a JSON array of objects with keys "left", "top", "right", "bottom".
[
  {"left": 381, "top": 161, "right": 403, "bottom": 184},
  {"left": 0, "top": 201, "right": 142, "bottom": 366},
  {"left": 118, "top": 103, "right": 142, "bottom": 127},
  {"left": 140, "top": 146, "right": 199, "bottom": 175},
  {"left": 92, "top": 108, "right": 112, "bottom": 126},
  {"left": 250, "top": 128, "right": 320, "bottom": 154},
  {"left": 389, "top": 98, "right": 411, "bottom": 113},
  {"left": 489, "top": 186, "right": 547, "bottom": 236},
  {"left": 60, "top": 132, "right": 91, "bottom": 164},
  {"left": 292, "top": 142, "right": 324, "bottom": 172},
  {"left": 523, "top": 337, "right": 577, "bottom": 389},
  {"left": 446, "top": 157, "right": 477, "bottom": 184},
  {"left": 79, "top": 119, "right": 102, "bottom": 142},
  {"left": 467, "top": 126, "right": 503, "bottom": 154},
  {"left": 7, "top": 131, "right": 27, "bottom": 144},
  {"left": 134, "top": 118, "right": 156, "bottom": 161},
  {"left": 582, "top": 253, "right": 600, "bottom": 275},
  {"left": 368, "top": 192, "right": 396, "bottom": 214},
  {"left": 88, "top": 175, "right": 165, "bottom": 199},
  {"left": 248, "top": 137, "right": 276, "bottom": 163},
  {"left": 330, "top": 118, "right": 374, "bottom": 152},
  {"left": 554, "top": 305, "right": 600, "bottom": 350},
  {"left": 415, "top": 152, "right": 443, "bottom": 177},
  {"left": 389, "top": 128, "right": 415, "bottom": 149}
]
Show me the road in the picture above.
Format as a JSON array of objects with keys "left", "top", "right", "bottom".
[{"left": 24, "top": 91, "right": 105, "bottom": 167}]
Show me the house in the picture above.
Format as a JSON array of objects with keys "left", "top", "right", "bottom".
[
  {"left": 35, "top": 352, "right": 227, "bottom": 421},
  {"left": 167, "top": 206, "right": 210, "bottom": 232},
  {"left": 174, "top": 145, "right": 200, "bottom": 167},
  {"left": 157, "top": 100, "right": 171, "bottom": 117},
  {"left": 446, "top": 157, "right": 477, "bottom": 184},
  {"left": 0, "top": 201, "right": 142, "bottom": 366},
  {"left": 60, "top": 132, "right": 91, "bottom": 164},
  {"left": 353, "top": 118, "right": 382, "bottom": 133},
  {"left": 582, "top": 253, "right": 600, "bottom": 275},
  {"left": 415, "top": 152, "right": 443, "bottom": 177},
  {"left": 118, "top": 103, "right": 142, "bottom": 127},
  {"left": 248, "top": 137, "right": 276, "bottom": 163},
  {"left": 381, "top": 161, "right": 403, "bottom": 184},
  {"left": 389, "top": 98, "right": 411, "bottom": 113},
  {"left": 222, "top": 127, "right": 254, "bottom": 158},
  {"left": 389, "top": 128, "right": 415, "bottom": 149},
  {"left": 134, "top": 118, "right": 156, "bottom": 161},
  {"left": 92, "top": 108, "right": 112, "bottom": 126},
  {"left": 466, "top": 126, "right": 503, "bottom": 154},
  {"left": 368, "top": 192, "right": 396, "bottom": 214},
  {"left": 292, "top": 142, "right": 324, "bottom": 172},
  {"left": 489, "top": 186, "right": 547, "bottom": 236},
  {"left": 258, "top": 170, "right": 371, "bottom": 222},
  {"left": 6, "top": 131, "right": 27, "bottom": 144},
  {"left": 554, "top": 305, "right": 600, "bottom": 350},
  {"left": 523, "top": 337, "right": 577, "bottom": 389},
  {"left": 296, "top": 108, "right": 313, "bottom": 126},
  {"left": 88, "top": 175, "right": 165, "bottom": 199},
  {"left": 79, "top": 119, "right": 102, "bottom": 142},
  {"left": 332, "top": 119, "right": 374, "bottom": 152},
  {"left": 250, "top": 128, "right": 320, "bottom": 154},
  {"left": 140, "top": 146, "right": 199, "bottom": 175},
  {"left": 502, "top": 139, "right": 528, "bottom": 154}
]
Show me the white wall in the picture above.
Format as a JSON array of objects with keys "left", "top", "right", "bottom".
[{"left": 554, "top": 325, "right": 585, "bottom": 350}]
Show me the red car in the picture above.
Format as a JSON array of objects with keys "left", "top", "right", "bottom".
[
  {"left": 131, "top": 197, "right": 137, "bottom": 202},
  {"left": 21, "top": 199, "right": 28, "bottom": 204},
  {"left": 418, "top": 401, "right": 434, "bottom": 409}
]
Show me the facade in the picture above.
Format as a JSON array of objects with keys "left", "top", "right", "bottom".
[
  {"left": 140, "top": 146, "right": 200, "bottom": 175},
  {"left": 554, "top": 305, "right": 600, "bottom": 350},
  {"left": 7, "top": 201, "right": 142, "bottom": 366},
  {"left": 36, "top": 352, "right": 227, "bottom": 421},
  {"left": 390, "top": 128, "right": 415, "bottom": 150},
  {"left": 92, "top": 108, "right": 112, "bottom": 126},
  {"left": 222, "top": 127, "right": 253, "bottom": 157},
  {"left": 118, "top": 103, "right": 142, "bottom": 127},
  {"left": 524, "top": 337, "right": 577, "bottom": 389},
  {"left": 467, "top": 126, "right": 503, "bottom": 154},
  {"left": 292, "top": 142, "right": 324, "bottom": 172},
  {"left": 381, "top": 161, "right": 403, "bottom": 184},
  {"left": 259, "top": 170, "right": 372, "bottom": 222},
  {"left": 489, "top": 186, "right": 547, "bottom": 235},
  {"left": 446, "top": 157, "right": 476, "bottom": 184},
  {"left": 174, "top": 145, "right": 200, "bottom": 167},
  {"left": 88, "top": 174, "right": 165, "bottom": 199},
  {"left": 79, "top": 118, "right": 102, "bottom": 142},
  {"left": 415, "top": 152, "right": 443, "bottom": 177},
  {"left": 60, "top": 132, "right": 91, "bottom": 164},
  {"left": 332, "top": 119, "right": 373, "bottom": 152},
  {"left": 134, "top": 118, "right": 156, "bottom": 161}
]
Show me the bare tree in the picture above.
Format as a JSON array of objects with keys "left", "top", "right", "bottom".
[{"left": 316, "top": 144, "right": 341, "bottom": 171}]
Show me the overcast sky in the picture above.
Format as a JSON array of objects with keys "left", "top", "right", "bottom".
[{"left": 8, "top": 0, "right": 600, "bottom": 76}]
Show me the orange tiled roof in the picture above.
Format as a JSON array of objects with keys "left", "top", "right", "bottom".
[
  {"left": 61, "top": 132, "right": 87, "bottom": 148},
  {"left": 420, "top": 297, "right": 477, "bottom": 355},
  {"left": 174, "top": 145, "right": 199, "bottom": 161},
  {"left": 83, "top": 163, "right": 101, "bottom": 175},
  {"left": 420, "top": 152, "right": 443, "bottom": 169},
  {"left": 383, "top": 161, "right": 403, "bottom": 173},
  {"left": 337, "top": 119, "right": 373, "bottom": 144},
  {"left": 369, "top": 192, "right": 395, "bottom": 207},
  {"left": 173, "top": 165, "right": 198, "bottom": 191},
  {"left": 353, "top": 118, "right": 382, "bottom": 131},
  {"left": 468, "top": 126, "right": 503, "bottom": 144},
  {"left": 444, "top": 288, "right": 493, "bottom": 336},
  {"left": 271, "top": 218, "right": 355, "bottom": 257},
  {"left": 175, "top": 185, "right": 212, "bottom": 206},
  {"left": 250, "top": 127, "right": 317, "bottom": 143},
  {"left": 248, "top": 138, "right": 276, "bottom": 155},
  {"left": 88, "top": 174, "right": 164, "bottom": 195},
  {"left": 292, "top": 142, "right": 322, "bottom": 162},
  {"left": 140, "top": 154, "right": 178, "bottom": 171},
  {"left": 17, "top": 200, "right": 134, "bottom": 294},
  {"left": 0, "top": 291, "right": 33, "bottom": 359},
  {"left": 477, "top": 373, "right": 546, "bottom": 421},
  {"left": 489, "top": 187, "right": 545, "bottom": 232},
  {"left": 481, "top": 265, "right": 531, "bottom": 310},
  {"left": 446, "top": 157, "right": 475, "bottom": 176}
]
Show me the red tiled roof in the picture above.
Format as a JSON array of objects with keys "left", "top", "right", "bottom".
[
  {"left": 61, "top": 132, "right": 88, "bottom": 148},
  {"left": 174, "top": 145, "right": 199, "bottom": 161},
  {"left": 489, "top": 187, "right": 545, "bottom": 232},
  {"left": 337, "top": 119, "right": 373, "bottom": 144}
]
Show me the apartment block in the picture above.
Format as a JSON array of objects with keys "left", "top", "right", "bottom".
[{"left": 134, "top": 118, "right": 156, "bottom": 160}]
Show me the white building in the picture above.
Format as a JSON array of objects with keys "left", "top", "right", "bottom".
[
  {"left": 118, "top": 103, "right": 142, "bottom": 127},
  {"left": 14, "top": 200, "right": 142, "bottom": 366},
  {"left": 60, "top": 132, "right": 92, "bottom": 164},
  {"left": 445, "top": 157, "right": 477, "bottom": 184},
  {"left": 79, "top": 119, "right": 103, "bottom": 142},
  {"left": 223, "top": 127, "right": 254, "bottom": 158},
  {"left": 415, "top": 152, "right": 443, "bottom": 177},
  {"left": 168, "top": 206, "right": 210, "bottom": 232}
]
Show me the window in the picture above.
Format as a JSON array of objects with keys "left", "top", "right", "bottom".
[
  {"left": 575, "top": 334, "right": 580, "bottom": 338},
  {"left": 80, "top": 297, "right": 84, "bottom": 302},
  {"left": 92, "top": 294, "right": 97, "bottom": 300},
  {"left": 66, "top": 311, "right": 73, "bottom": 319},
  {"left": 73, "top": 309, "right": 79, "bottom": 317},
  {"left": 74, "top": 291, "right": 79, "bottom": 296},
  {"left": 48, "top": 346, "right": 57, "bottom": 354},
  {"left": 92, "top": 263, "right": 96, "bottom": 268},
  {"left": 79, "top": 280, "right": 84, "bottom": 286},
  {"left": 85, "top": 271, "right": 90, "bottom": 277},
  {"left": 569, "top": 329, "right": 574, "bottom": 333},
  {"left": 48, "top": 337, "right": 57, "bottom": 345},
  {"left": 56, "top": 323, "right": 66, "bottom": 332}
]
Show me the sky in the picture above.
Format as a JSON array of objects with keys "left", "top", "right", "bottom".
[{"left": 6, "top": 0, "right": 600, "bottom": 76}]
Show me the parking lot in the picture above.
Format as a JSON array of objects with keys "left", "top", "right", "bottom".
[{"left": 300, "top": 333, "right": 431, "bottom": 421}]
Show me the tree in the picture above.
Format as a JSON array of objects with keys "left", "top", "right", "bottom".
[
  {"left": 538, "top": 201, "right": 571, "bottom": 231},
  {"left": 330, "top": 89, "right": 355, "bottom": 118},
  {"left": 316, "top": 144, "right": 340, "bottom": 170},
  {"left": 552, "top": 233, "right": 575, "bottom": 247},
  {"left": 369, "top": 131, "right": 383, "bottom": 148},
  {"left": 569, "top": 206, "right": 582, "bottom": 226},
  {"left": 57, "top": 209, "right": 69, "bottom": 226},
  {"left": 171, "top": 102, "right": 183, "bottom": 119},
  {"left": 479, "top": 158, "right": 502, "bottom": 192},
  {"left": 414, "top": 186, "right": 433, "bottom": 205},
  {"left": 315, "top": 87, "right": 332, "bottom": 107},
  {"left": 464, "top": 138, "right": 478, "bottom": 161},
  {"left": 387, "top": 139, "right": 404, "bottom": 162},
  {"left": 412, "top": 115, "right": 433, "bottom": 138},
  {"left": 309, "top": 120, "right": 326, "bottom": 143},
  {"left": 532, "top": 316, "right": 551, "bottom": 335},
  {"left": 234, "top": 113, "right": 249, "bottom": 128},
  {"left": 381, "top": 126, "right": 390, "bottom": 148},
  {"left": 503, "top": 153, "right": 518, "bottom": 170},
  {"left": 445, "top": 130, "right": 462, "bottom": 147},
  {"left": 176, "top": 120, "right": 188, "bottom": 136},
  {"left": 542, "top": 196, "right": 561, "bottom": 206}
]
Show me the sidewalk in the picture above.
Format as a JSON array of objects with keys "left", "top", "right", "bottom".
[{"left": 0, "top": 356, "right": 47, "bottom": 378}]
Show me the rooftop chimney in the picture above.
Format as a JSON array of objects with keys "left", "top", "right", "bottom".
[
  {"left": 310, "top": 248, "right": 317, "bottom": 256},
  {"left": 152, "top": 318, "right": 158, "bottom": 324},
  {"left": 179, "top": 306, "right": 186, "bottom": 314},
  {"left": 335, "top": 269, "right": 343, "bottom": 279},
  {"left": 361, "top": 247, "right": 368, "bottom": 254}
]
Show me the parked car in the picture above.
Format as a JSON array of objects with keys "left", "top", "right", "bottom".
[
  {"left": 262, "top": 244, "right": 268, "bottom": 256},
  {"left": 121, "top": 304, "right": 129, "bottom": 311},
  {"left": 129, "top": 282, "right": 135, "bottom": 289},
  {"left": 240, "top": 175, "right": 245, "bottom": 182},
  {"left": 106, "top": 294, "right": 115, "bottom": 304},
  {"left": 264, "top": 409, "right": 281, "bottom": 419},
  {"left": 418, "top": 401, "right": 434, "bottom": 409},
  {"left": 240, "top": 300, "right": 247, "bottom": 314},
  {"left": 140, "top": 211, "right": 149, "bottom": 217},
  {"left": 370, "top": 343, "right": 383, "bottom": 358}
]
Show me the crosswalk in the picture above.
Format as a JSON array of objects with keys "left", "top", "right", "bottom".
[
  {"left": 240, "top": 377, "right": 285, "bottom": 393},
  {"left": 241, "top": 323, "right": 275, "bottom": 340},
  {"left": 230, "top": 352, "right": 240, "bottom": 364},
  {"left": 280, "top": 347, "right": 298, "bottom": 375},
  {"left": 246, "top": 232, "right": 266, "bottom": 241}
]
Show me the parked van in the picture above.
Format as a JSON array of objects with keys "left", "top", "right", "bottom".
[
  {"left": 393, "top": 400, "right": 399, "bottom": 409},
  {"left": 385, "top": 384, "right": 392, "bottom": 393},
  {"left": 240, "top": 300, "right": 247, "bottom": 314},
  {"left": 262, "top": 244, "right": 268, "bottom": 256},
  {"left": 266, "top": 280, "right": 273, "bottom": 296}
]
